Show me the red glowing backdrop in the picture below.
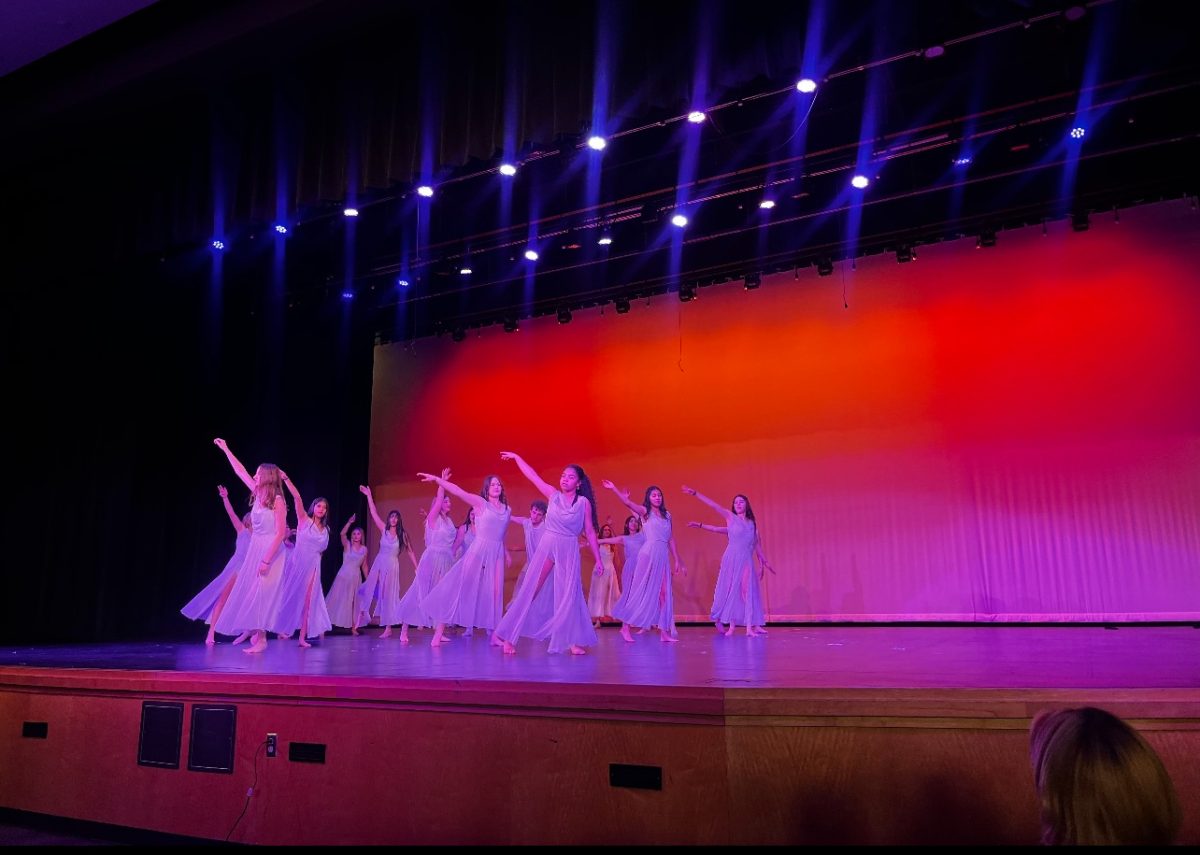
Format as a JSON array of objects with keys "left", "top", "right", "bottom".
[{"left": 368, "top": 200, "right": 1200, "bottom": 621}]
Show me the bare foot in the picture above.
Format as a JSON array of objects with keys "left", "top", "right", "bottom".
[
  {"left": 399, "top": 633, "right": 410, "bottom": 645},
  {"left": 462, "top": 628, "right": 473, "bottom": 638},
  {"left": 755, "top": 626, "right": 769, "bottom": 634},
  {"left": 204, "top": 633, "right": 216, "bottom": 646},
  {"left": 660, "top": 632, "right": 679, "bottom": 643},
  {"left": 380, "top": 627, "right": 393, "bottom": 638},
  {"left": 298, "top": 638, "right": 311, "bottom": 648},
  {"left": 431, "top": 633, "right": 446, "bottom": 647},
  {"left": 636, "top": 627, "right": 648, "bottom": 635},
  {"left": 351, "top": 627, "right": 360, "bottom": 636},
  {"left": 277, "top": 632, "right": 293, "bottom": 641},
  {"left": 714, "top": 620, "right": 725, "bottom": 633},
  {"left": 489, "top": 633, "right": 503, "bottom": 647},
  {"left": 620, "top": 625, "right": 635, "bottom": 643},
  {"left": 232, "top": 631, "right": 251, "bottom": 645},
  {"left": 502, "top": 640, "right": 517, "bottom": 655},
  {"left": 569, "top": 645, "right": 587, "bottom": 655},
  {"left": 244, "top": 639, "right": 268, "bottom": 654},
  {"left": 724, "top": 626, "right": 735, "bottom": 637}
]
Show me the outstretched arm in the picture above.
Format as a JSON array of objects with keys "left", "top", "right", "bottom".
[
  {"left": 280, "top": 470, "right": 308, "bottom": 528},
  {"left": 681, "top": 485, "right": 732, "bottom": 520},
  {"left": 358, "top": 485, "right": 387, "bottom": 534},
  {"left": 213, "top": 438, "right": 256, "bottom": 493},
  {"left": 217, "top": 485, "right": 246, "bottom": 533},
  {"left": 595, "top": 535, "right": 624, "bottom": 546},
  {"left": 499, "top": 452, "right": 555, "bottom": 500},
  {"left": 416, "top": 471, "right": 486, "bottom": 512},
  {"left": 688, "top": 521, "right": 729, "bottom": 535},
  {"left": 601, "top": 480, "right": 647, "bottom": 519},
  {"left": 339, "top": 513, "right": 357, "bottom": 550},
  {"left": 428, "top": 468, "right": 450, "bottom": 518}
]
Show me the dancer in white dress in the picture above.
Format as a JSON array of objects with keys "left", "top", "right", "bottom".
[
  {"left": 587, "top": 523, "right": 621, "bottom": 626},
  {"left": 417, "top": 471, "right": 511, "bottom": 646},
  {"left": 452, "top": 508, "right": 476, "bottom": 561},
  {"left": 353, "top": 484, "right": 417, "bottom": 638},
  {"left": 324, "top": 515, "right": 369, "bottom": 632},
  {"left": 605, "top": 482, "right": 687, "bottom": 643},
  {"left": 271, "top": 476, "right": 333, "bottom": 646},
  {"left": 181, "top": 485, "right": 253, "bottom": 645},
  {"left": 682, "top": 486, "right": 775, "bottom": 637},
  {"left": 394, "top": 469, "right": 458, "bottom": 644},
  {"left": 508, "top": 500, "right": 548, "bottom": 601},
  {"left": 492, "top": 453, "right": 604, "bottom": 655},
  {"left": 210, "top": 438, "right": 290, "bottom": 654}
]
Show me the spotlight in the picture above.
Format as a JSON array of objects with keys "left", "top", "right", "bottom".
[
  {"left": 671, "top": 214, "right": 689, "bottom": 228},
  {"left": 459, "top": 265, "right": 473, "bottom": 275},
  {"left": 524, "top": 249, "right": 539, "bottom": 261},
  {"left": 952, "top": 156, "right": 972, "bottom": 167},
  {"left": 679, "top": 283, "right": 696, "bottom": 302},
  {"left": 896, "top": 244, "right": 914, "bottom": 263},
  {"left": 977, "top": 228, "right": 996, "bottom": 248},
  {"left": 795, "top": 78, "right": 817, "bottom": 94},
  {"left": 274, "top": 224, "right": 288, "bottom": 234},
  {"left": 1070, "top": 126, "right": 1086, "bottom": 140},
  {"left": 343, "top": 207, "right": 359, "bottom": 217},
  {"left": 341, "top": 289, "right": 354, "bottom": 300},
  {"left": 416, "top": 185, "right": 434, "bottom": 197},
  {"left": 587, "top": 135, "right": 607, "bottom": 151},
  {"left": 1071, "top": 211, "right": 1089, "bottom": 232},
  {"left": 744, "top": 272, "right": 761, "bottom": 290},
  {"left": 396, "top": 278, "right": 410, "bottom": 287},
  {"left": 1064, "top": 5, "right": 1086, "bottom": 21},
  {"left": 211, "top": 239, "right": 225, "bottom": 251},
  {"left": 557, "top": 307, "right": 572, "bottom": 324},
  {"left": 687, "top": 110, "right": 707, "bottom": 124},
  {"left": 614, "top": 297, "right": 631, "bottom": 314},
  {"left": 816, "top": 256, "right": 834, "bottom": 276},
  {"left": 451, "top": 326, "right": 466, "bottom": 342},
  {"left": 851, "top": 175, "right": 870, "bottom": 189},
  {"left": 499, "top": 163, "right": 518, "bottom": 176},
  {"left": 758, "top": 199, "right": 776, "bottom": 210},
  {"left": 503, "top": 317, "right": 519, "bottom": 333},
  {"left": 923, "top": 45, "right": 945, "bottom": 59},
  {"left": 598, "top": 234, "right": 613, "bottom": 246}
]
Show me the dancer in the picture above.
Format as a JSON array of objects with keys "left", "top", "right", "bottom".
[
  {"left": 325, "top": 515, "right": 369, "bottom": 632},
  {"left": 353, "top": 485, "right": 417, "bottom": 638},
  {"left": 181, "top": 485, "right": 253, "bottom": 644},
  {"left": 508, "top": 499, "right": 548, "bottom": 601},
  {"left": 210, "top": 438, "right": 289, "bottom": 654},
  {"left": 587, "top": 523, "right": 621, "bottom": 627},
  {"left": 393, "top": 469, "right": 458, "bottom": 644},
  {"left": 605, "top": 481, "right": 686, "bottom": 643},
  {"left": 417, "top": 470, "right": 511, "bottom": 646},
  {"left": 492, "top": 452, "right": 603, "bottom": 655},
  {"left": 452, "top": 508, "right": 476, "bottom": 560},
  {"left": 270, "top": 475, "right": 333, "bottom": 646},
  {"left": 682, "top": 485, "right": 775, "bottom": 637}
]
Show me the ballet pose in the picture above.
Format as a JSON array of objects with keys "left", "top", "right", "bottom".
[
  {"left": 682, "top": 485, "right": 775, "bottom": 637},
  {"left": 210, "top": 438, "right": 289, "bottom": 654},
  {"left": 180, "top": 485, "right": 252, "bottom": 645},
  {"left": 605, "top": 482, "right": 687, "bottom": 643},
  {"left": 417, "top": 471, "right": 511, "bottom": 646},
  {"left": 325, "top": 515, "right": 369, "bottom": 632},
  {"left": 270, "top": 475, "right": 333, "bottom": 646},
  {"left": 353, "top": 485, "right": 418, "bottom": 638},
  {"left": 492, "top": 452, "right": 603, "bottom": 655},
  {"left": 393, "top": 469, "right": 458, "bottom": 644}
]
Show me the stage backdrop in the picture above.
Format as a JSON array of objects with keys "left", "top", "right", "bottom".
[{"left": 368, "top": 200, "right": 1200, "bottom": 622}]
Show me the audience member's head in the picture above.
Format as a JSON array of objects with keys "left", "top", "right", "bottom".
[{"left": 1030, "top": 706, "right": 1180, "bottom": 845}]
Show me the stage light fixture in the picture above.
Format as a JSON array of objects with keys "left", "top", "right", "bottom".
[
  {"left": 598, "top": 234, "right": 613, "bottom": 246},
  {"left": 1070, "top": 126, "right": 1086, "bottom": 140},
  {"left": 671, "top": 214, "right": 689, "bottom": 228},
  {"left": 498, "top": 163, "right": 517, "bottom": 176},
  {"left": 795, "top": 78, "right": 817, "bottom": 94},
  {"left": 1072, "top": 211, "right": 1089, "bottom": 232},
  {"left": 341, "top": 289, "right": 354, "bottom": 300},
  {"left": 758, "top": 199, "right": 776, "bottom": 210},
  {"left": 1064, "top": 5, "right": 1086, "bottom": 21},
  {"left": 459, "top": 265, "right": 473, "bottom": 275},
  {"left": 211, "top": 239, "right": 225, "bottom": 251},
  {"left": 817, "top": 257, "right": 834, "bottom": 276},
  {"left": 923, "top": 45, "right": 945, "bottom": 59},
  {"left": 416, "top": 185, "right": 435, "bottom": 197},
  {"left": 503, "top": 317, "right": 519, "bottom": 333},
  {"left": 343, "top": 207, "right": 359, "bottom": 217},
  {"left": 396, "top": 278, "right": 410, "bottom": 287},
  {"left": 978, "top": 228, "right": 996, "bottom": 248},
  {"left": 953, "top": 156, "right": 972, "bottom": 167},
  {"left": 524, "top": 249, "right": 539, "bottom": 261},
  {"left": 679, "top": 283, "right": 696, "bottom": 302},
  {"left": 744, "top": 272, "right": 761, "bottom": 290},
  {"left": 557, "top": 307, "right": 572, "bottom": 324},
  {"left": 614, "top": 297, "right": 631, "bottom": 314},
  {"left": 687, "top": 111, "right": 707, "bottom": 124},
  {"left": 896, "top": 244, "right": 914, "bottom": 263},
  {"left": 587, "top": 135, "right": 607, "bottom": 151},
  {"left": 274, "top": 224, "right": 288, "bottom": 234},
  {"left": 851, "top": 175, "right": 870, "bottom": 189}
]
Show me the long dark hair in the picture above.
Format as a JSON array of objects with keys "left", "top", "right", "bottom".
[
  {"left": 479, "top": 475, "right": 508, "bottom": 507},
  {"left": 623, "top": 514, "right": 642, "bottom": 536},
  {"left": 460, "top": 507, "right": 476, "bottom": 528},
  {"left": 386, "top": 509, "right": 411, "bottom": 550},
  {"left": 566, "top": 464, "right": 599, "bottom": 532},
  {"left": 307, "top": 497, "right": 330, "bottom": 530},
  {"left": 732, "top": 494, "right": 757, "bottom": 525},
  {"left": 643, "top": 485, "right": 669, "bottom": 519}
]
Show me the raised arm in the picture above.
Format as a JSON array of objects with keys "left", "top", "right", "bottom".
[
  {"left": 213, "top": 438, "right": 256, "bottom": 493},
  {"left": 217, "top": 485, "right": 246, "bottom": 533},
  {"left": 581, "top": 498, "right": 604, "bottom": 577},
  {"left": 416, "top": 471, "right": 486, "bottom": 512},
  {"left": 339, "top": 513, "right": 357, "bottom": 550},
  {"left": 358, "top": 485, "right": 387, "bottom": 533},
  {"left": 499, "top": 452, "right": 555, "bottom": 500},
  {"left": 601, "top": 480, "right": 647, "bottom": 519},
  {"left": 428, "top": 468, "right": 450, "bottom": 518},
  {"left": 280, "top": 470, "right": 308, "bottom": 527},
  {"left": 681, "top": 485, "right": 731, "bottom": 520},
  {"left": 687, "top": 521, "right": 729, "bottom": 535}
]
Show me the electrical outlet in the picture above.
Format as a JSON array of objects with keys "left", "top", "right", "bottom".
[{"left": 266, "top": 733, "right": 277, "bottom": 758}]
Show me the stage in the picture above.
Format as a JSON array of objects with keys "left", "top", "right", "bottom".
[{"left": 0, "top": 625, "right": 1197, "bottom": 845}]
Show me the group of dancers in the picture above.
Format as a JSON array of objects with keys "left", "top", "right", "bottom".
[{"left": 182, "top": 438, "right": 775, "bottom": 655}]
